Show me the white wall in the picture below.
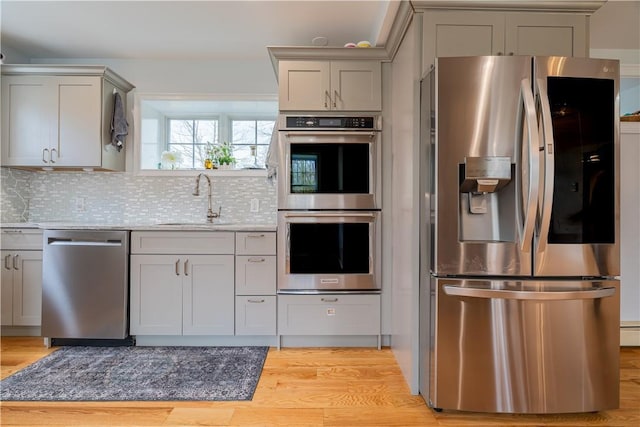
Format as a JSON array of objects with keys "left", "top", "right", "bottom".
[
  {"left": 28, "top": 58, "right": 277, "bottom": 94},
  {"left": 388, "top": 15, "right": 422, "bottom": 394}
]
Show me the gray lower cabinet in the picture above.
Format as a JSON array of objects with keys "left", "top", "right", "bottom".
[
  {"left": 235, "top": 232, "right": 277, "bottom": 336},
  {"left": 277, "top": 294, "right": 381, "bottom": 336},
  {"left": 129, "top": 232, "right": 235, "bottom": 336},
  {"left": 1, "top": 229, "right": 43, "bottom": 327}
]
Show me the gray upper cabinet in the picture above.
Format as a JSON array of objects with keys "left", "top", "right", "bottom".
[
  {"left": 278, "top": 60, "right": 382, "bottom": 111},
  {"left": 1, "top": 65, "right": 134, "bottom": 171},
  {"left": 421, "top": 10, "right": 588, "bottom": 74}
]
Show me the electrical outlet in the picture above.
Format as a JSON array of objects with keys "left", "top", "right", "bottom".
[
  {"left": 74, "top": 197, "right": 86, "bottom": 212},
  {"left": 250, "top": 199, "right": 259, "bottom": 213}
]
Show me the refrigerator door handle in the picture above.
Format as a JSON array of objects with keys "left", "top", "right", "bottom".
[
  {"left": 443, "top": 285, "right": 615, "bottom": 301},
  {"left": 535, "top": 78, "right": 556, "bottom": 255},
  {"left": 519, "top": 79, "right": 540, "bottom": 253}
]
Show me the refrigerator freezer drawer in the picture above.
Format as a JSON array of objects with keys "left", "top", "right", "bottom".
[{"left": 431, "top": 278, "right": 619, "bottom": 414}]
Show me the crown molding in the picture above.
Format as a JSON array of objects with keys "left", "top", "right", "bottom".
[
  {"left": 410, "top": 1, "right": 605, "bottom": 14},
  {"left": 382, "top": 1, "right": 416, "bottom": 62}
]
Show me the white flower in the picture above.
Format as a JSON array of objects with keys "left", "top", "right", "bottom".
[{"left": 161, "top": 150, "right": 181, "bottom": 164}]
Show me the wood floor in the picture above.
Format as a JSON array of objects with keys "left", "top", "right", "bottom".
[{"left": 1, "top": 337, "right": 638, "bottom": 426}]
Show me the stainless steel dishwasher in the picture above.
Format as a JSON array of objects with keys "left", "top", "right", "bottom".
[{"left": 42, "top": 229, "right": 131, "bottom": 345}]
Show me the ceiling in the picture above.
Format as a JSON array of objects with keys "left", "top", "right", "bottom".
[{"left": 0, "top": 0, "right": 398, "bottom": 62}]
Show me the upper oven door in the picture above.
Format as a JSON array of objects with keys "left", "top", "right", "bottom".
[{"left": 277, "top": 131, "right": 381, "bottom": 210}]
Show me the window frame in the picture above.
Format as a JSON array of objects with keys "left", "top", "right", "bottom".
[{"left": 133, "top": 93, "right": 277, "bottom": 177}]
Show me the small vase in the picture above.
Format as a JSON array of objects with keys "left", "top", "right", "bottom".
[{"left": 204, "top": 159, "right": 213, "bottom": 169}]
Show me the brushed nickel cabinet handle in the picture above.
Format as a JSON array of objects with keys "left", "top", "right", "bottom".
[
  {"left": 4, "top": 254, "right": 11, "bottom": 270},
  {"left": 248, "top": 257, "right": 265, "bottom": 263},
  {"left": 12, "top": 255, "right": 19, "bottom": 270},
  {"left": 321, "top": 297, "right": 338, "bottom": 303},
  {"left": 175, "top": 259, "right": 180, "bottom": 276},
  {"left": 42, "top": 148, "right": 49, "bottom": 163},
  {"left": 324, "top": 90, "right": 330, "bottom": 108},
  {"left": 184, "top": 259, "right": 189, "bottom": 276},
  {"left": 247, "top": 234, "right": 265, "bottom": 238},
  {"left": 247, "top": 298, "right": 265, "bottom": 304},
  {"left": 50, "top": 148, "right": 57, "bottom": 163},
  {"left": 333, "top": 89, "right": 338, "bottom": 108}
]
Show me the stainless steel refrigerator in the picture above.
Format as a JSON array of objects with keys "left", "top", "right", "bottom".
[{"left": 419, "top": 56, "right": 620, "bottom": 414}]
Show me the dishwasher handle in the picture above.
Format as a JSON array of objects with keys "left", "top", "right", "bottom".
[
  {"left": 47, "top": 238, "right": 124, "bottom": 247},
  {"left": 443, "top": 285, "right": 616, "bottom": 301}
]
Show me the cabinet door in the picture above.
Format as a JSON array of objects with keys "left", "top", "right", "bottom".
[
  {"left": 330, "top": 61, "right": 382, "bottom": 111},
  {"left": 54, "top": 76, "right": 102, "bottom": 166},
  {"left": 423, "top": 11, "right": 505, "bottom": 72},
  {"left": 12, "top": 251, "right": 43, "bottom": 326},
  {"left": 235, "top": 232, "right": 276, "bottom": 255},
  {"left": 235, "top": 255, "right": 276, "bottom": 295},
  {"left": 130, "top": 254, "right": 183, "bottom": 335},
  {"left": 1, "top": 76, "right": 53, "bottom": 166},
  {"left": 278, "top": 61, "right": 331, "bottom": 111},
  {"left": 235, "top": 296, "right": 276, "bottom": 335},
  {"left": 1, "top": 251, "right": 14, "bottom": 325},
  {"left": 505, "top": 13, "right": 587, "bottom": 57},
  {"left": 278, "top": 294, "right": 380, "bottom": 335},
  {"left": 182, "top": 255, "right": 234, "bottom": 335}
]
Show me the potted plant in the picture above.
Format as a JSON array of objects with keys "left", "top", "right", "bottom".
[
  {"left": 204, "top": 142, "right": 217, "bottom": 169},
  {"left": 211, "top": 141, "right": 235, "bottom": 169}
]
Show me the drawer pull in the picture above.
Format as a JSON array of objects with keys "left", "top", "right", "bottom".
[
  {"left": 321, "top": 297, "right": 338, "bottom": 303},
  {"left": 248, "top": 257, "right": 265, "bottom": 263},
  {"left": 247, "top": 234, "right": 265, "bottom": 238},
  {"left": 3, "top": 229, "right": 23, "bottom": 234},
  {"left": 247, "top": 298, "right": 265, "bottom": 304},
  {"left": 175, "top": 259, "right": 180, "bottom": 276}
]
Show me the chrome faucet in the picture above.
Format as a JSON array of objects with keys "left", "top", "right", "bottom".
[{"left": 193, "top": 173, "right": 221, "bottom": 222}]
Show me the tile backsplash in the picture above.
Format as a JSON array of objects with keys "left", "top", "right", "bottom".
[{"left": 1, "top": 168, "right": 276, "bottom": 225}]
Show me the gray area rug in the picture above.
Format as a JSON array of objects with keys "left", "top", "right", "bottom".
[{"left": 0, "top": 346, "right": 268, "bottom": 401}]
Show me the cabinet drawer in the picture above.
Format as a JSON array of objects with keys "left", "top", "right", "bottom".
[
  {"left": 235, "top": 232, "right": 276, "bottom": 255},
  {"left": 236, "top": 255, "right": 276, "bottom": 295},
  {"left": 278, "top": 294, "right": 380, "bottom": 335},
  {"left": 1, "top": 229, "right": 43, "bottom": 250},
  {"left": 131, "top": 231, "right": 234, "bottom": 254},
  {"left": 235, "top": 296, "right": 276, "bottom": 336}
]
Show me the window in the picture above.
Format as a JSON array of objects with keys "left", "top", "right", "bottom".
[
  {"left": 135, "top": 95, "right": 277, "bottom": 174},
  {"left": 167, "top": 118, "right": 218, "bottom": 169},
  {"left": 231, "top": 119, "right": 275, "bottom": 169}
]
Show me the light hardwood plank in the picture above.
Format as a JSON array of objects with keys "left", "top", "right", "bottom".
[{"left": 0, "top": 337, "right": 638, "bottom": 426}]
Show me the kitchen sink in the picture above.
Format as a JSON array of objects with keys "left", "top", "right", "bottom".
[{"left": 156, "top": 221, "right": 236, "bottom": 226}]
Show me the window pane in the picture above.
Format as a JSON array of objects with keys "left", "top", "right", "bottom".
[
  {"left": 231, "top": 119, "right": 275, "bottom": 168},
  {"left": 167, "top": 119, "right": 218, "bottom": 169}
]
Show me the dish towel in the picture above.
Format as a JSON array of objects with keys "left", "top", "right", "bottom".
[
  {"left": 110, "top": 92, "right": 128, "bottom": 152},
  {"left": 265, "top": 121, "right": 279, "bottom": 184}
]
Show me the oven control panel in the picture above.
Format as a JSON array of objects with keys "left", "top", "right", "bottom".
[{"left": 284, "top": 116, "right": 377, "bottom": 130}]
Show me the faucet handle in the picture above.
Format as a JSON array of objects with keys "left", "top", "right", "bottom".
[{"left": 207, "top": 206, "right": 222, "bottom": 221}]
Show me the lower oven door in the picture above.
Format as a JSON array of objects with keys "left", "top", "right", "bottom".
[{"left": 277, "top": 210, "right": 381, "bottom": 293}]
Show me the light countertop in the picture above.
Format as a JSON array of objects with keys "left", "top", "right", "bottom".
[{"left": 1, "top": 222, "right": 277, "bottom": 232}]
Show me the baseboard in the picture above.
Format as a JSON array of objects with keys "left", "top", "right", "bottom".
[
  {"left": 621, "top": 322, "right": 640, "bottom": 346},
  {"left": 1, "top": 326, "right": 41, "bottom": 336}
]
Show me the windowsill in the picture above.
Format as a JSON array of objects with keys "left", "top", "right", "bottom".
[{"left": 134, "top": 168, "right": 269, "bottom": 177}]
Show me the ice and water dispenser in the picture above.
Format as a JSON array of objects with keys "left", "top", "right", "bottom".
[{"left": 459, "top": 156, "right": 516, "bottom": 242}]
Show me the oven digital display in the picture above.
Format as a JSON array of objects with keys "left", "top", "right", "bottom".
[
  {"left": 319, "top": 118, "right": 342, "bottom": 127},
  {"left": 285, "top": 116, "right": 376, "bottom": 129}
]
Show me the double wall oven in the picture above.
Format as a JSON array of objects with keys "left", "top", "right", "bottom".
[{"left": 277, "top": 114, "right": 382, "bottom": 293}]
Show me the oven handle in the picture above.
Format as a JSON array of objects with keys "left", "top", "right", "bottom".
[
  {"left": 283, "top": 131, "right": 378, "bottom": 140},
  {"left": 284, "top": 212, "right": 376, "bottom": 218}
]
